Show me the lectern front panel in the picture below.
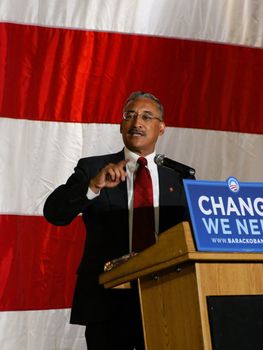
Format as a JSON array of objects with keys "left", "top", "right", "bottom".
[{"left": 207, "top": 295, "right": 263, "bottom": 350}]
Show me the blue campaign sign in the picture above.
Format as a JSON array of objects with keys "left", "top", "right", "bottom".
[{"left": 183, "top": 177, "right": 263, "bottom": 252}]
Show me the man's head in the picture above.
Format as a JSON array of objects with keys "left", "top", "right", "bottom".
[{"left": 120, "top": 91, "right": 165, "bottom": 156}]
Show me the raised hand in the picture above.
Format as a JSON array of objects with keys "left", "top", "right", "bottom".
[{"left": 89, "top": 159, "right": 129, "bottom": 193}]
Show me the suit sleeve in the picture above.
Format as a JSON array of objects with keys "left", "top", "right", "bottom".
[{"left": 43, "top": 159, "right": 94, "bottom": 226}]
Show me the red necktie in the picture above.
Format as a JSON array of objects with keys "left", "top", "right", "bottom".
[{"left": 132, "top": 157, "right": 155, "bottom": 252}]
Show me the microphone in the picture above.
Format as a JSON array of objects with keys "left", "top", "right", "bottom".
[{"left": 154, "top": 154, "right": 196, "bottom": 177}]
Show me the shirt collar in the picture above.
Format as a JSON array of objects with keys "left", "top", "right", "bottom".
[{"left": 124, "top": 147, "right": 156, "bottom": 172}]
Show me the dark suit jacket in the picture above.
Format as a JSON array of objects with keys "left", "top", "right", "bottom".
[{"left": 43, "top": 149, "right": 193, "bottom": 325}]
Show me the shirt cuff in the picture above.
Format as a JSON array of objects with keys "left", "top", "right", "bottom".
[{"left": 87, "top": 186, "right": 100, "bottom": 200}]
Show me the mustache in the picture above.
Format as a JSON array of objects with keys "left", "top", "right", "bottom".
[{"left": 128, "top": 127, "right": 146, "bottom": 136}]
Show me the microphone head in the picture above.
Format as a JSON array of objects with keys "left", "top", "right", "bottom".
[
  {"left": 154, "top": 154, "right": 165, "bottom": 166},
  {"left": 154, "top": 154, "right": 196, "bottom": 177}
]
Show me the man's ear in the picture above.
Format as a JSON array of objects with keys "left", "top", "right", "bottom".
[{"left": 159, "top": 122, "right": 165, "bottom": 136}]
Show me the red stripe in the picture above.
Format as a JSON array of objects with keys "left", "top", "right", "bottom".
[
  {"left": 1, "top": 23, "right": 263, "bottom": 133},
  {"left": 0, "top": 215, "right": 85, "bottom": 311}
]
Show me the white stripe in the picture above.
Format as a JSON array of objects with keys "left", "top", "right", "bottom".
[
  {"left": 1, "top": 117, "right": 262, "bottom": 215},
  {"left": 0, "top": 0, "right": 263, "bottom": 47},
  {"left": 0, "top": 309, "right": 86, "bottom": 350}
]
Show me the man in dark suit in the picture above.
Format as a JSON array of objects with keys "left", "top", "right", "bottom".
[{"left": 43, "top": 91, "right": 194, "bottom": 350}]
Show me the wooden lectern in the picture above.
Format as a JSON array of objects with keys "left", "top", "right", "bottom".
[{"left": 99, "top": 222, "right": 263, "bottom": 350}]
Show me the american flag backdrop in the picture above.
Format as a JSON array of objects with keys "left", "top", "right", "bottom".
[{"left": 0, "top": 0, "right": 263, "bottom": 348}]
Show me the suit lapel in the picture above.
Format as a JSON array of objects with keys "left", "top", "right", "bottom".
[
  {"left": 158, "top": 165, "right": 180, "bottom": 206},
  {"left": 158, "top": 165, "right": 185, "bottom": 233},
  {"left": 105, "top": 150, "right": 128, "bottom": 211}
]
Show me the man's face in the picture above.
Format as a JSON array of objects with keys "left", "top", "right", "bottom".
[{"left": 120, "top": 97, "right": 165, "bottom": 156}]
